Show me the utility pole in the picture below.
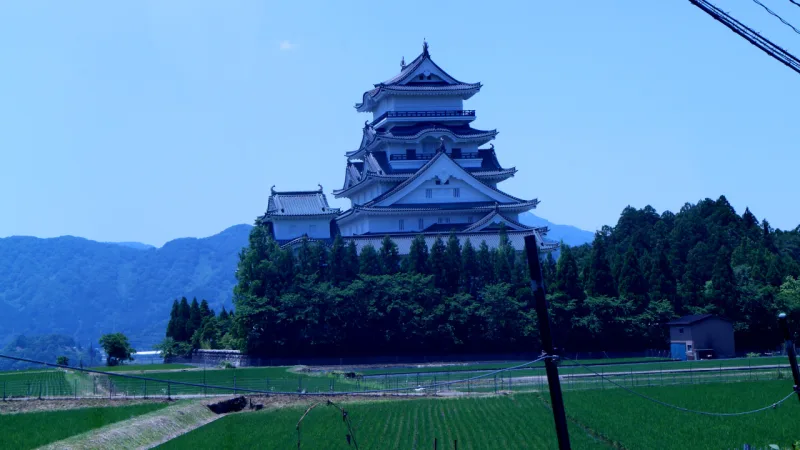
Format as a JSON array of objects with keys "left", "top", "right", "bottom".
[
  {"left": 524, "top": 235, "right": 571, "bottom": 450},
  {"left": 778, "top": 313, "right": 800, "bottom": 402}
]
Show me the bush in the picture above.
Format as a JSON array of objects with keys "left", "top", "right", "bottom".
[
  {"left": 219, "top": 361, "right": 235, "bottom": 369},
  {"left": 747, "top": 352, "right": 761, "bottom": 358},
  {"left": 56, "top": 356, "right": 69, "bottom": 366}
]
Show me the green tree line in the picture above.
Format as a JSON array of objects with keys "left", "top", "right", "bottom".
[
  {"left": 158, "top": 297, "right": 237, "bottom": 356},
  {"left": 208, "top": 196, "right": 800, "bottom": 357}
]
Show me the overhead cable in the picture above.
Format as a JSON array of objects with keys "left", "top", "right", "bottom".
[
  {"left": 562, "top": 357, "right": 797, "bottom": 417},
  {"left": 690, "top": 0, "right": 800, "bottom": 75},
  {"left": 750, "top": 0, "right": 800, "bottom": 35}
]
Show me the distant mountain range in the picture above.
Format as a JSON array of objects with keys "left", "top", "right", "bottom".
[{"left": 0, "top": 215, "right": 592, "bottom": 350}]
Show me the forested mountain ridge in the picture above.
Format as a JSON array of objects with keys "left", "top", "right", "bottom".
[
  {"left": 0, "top": 214, "right": 587, "bottom": 351},
  {"left": 228, "top": 196, "right": 800, "bottom": 358},
  {"left": 0, "top": 225, "right": 251, "bottom": 349}
]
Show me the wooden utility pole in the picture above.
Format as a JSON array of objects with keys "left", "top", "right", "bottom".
[
  {"left": 524, "top": 235, "right": 571, "bottom": 450},
  {"left": 778, "top": 313, "right": 800, "bottom": 403}
]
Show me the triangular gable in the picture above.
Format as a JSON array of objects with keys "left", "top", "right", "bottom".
[
  {"left": 372, "top": 152, "right": 524, "bottom": 207},
  {"left": 464, "top": 210, "right": 532, "bottom": 232},
  {"left": 394, "top": 58, "right": 461, "bottom": 86}
]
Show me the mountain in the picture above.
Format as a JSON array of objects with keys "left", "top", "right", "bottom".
[
  {"left": 518, "top": 212, "right": 594, "bottom": 247},
  {"left": 0, "top": 216, "right": 591, "bottom": 351},
  {"left": 0, "top": 225, "right": 252, "bottom": 350},
  {"left": 109, "top": 242, "right": 156, "bottom": 250}
]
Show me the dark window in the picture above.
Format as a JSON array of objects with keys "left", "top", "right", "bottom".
[
  {"left": 435, "top": 178, "right": 441, "bottom": 185},
  {"left": 453, "top": 188, "right": 460, "bottom": 198},
  {"left": 406, "top": 149, "right": 416, "bottom": 160},
  {"left": 679, "top": 328, "right": 684, "bottom": 334},
  {"left": 451, "top": 148, "right": 462, "bottom": 159}
]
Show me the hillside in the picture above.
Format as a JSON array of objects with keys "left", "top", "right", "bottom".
[
  {"left": 0, "top": 225, "right": 251, "bottom": 349},
  {"left": 0, "top": 215, "right": 591, "bottom": 351},
  {"left": 518, "top": 212, "right": 594, "bottom": 247}
]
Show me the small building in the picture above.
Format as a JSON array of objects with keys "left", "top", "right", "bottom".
[{"left": 667, "top": 314, "right": 735, "bottom": 361}]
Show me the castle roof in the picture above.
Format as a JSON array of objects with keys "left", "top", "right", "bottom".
[
  {"left": 262, "top": 186, "right": 340, "bottom": 219},
  {"left": 355, "top": 42, "right": 482, "bottom": 112},
  {"left": 349, "top": 123, "right": 497, "bottom": 158}
]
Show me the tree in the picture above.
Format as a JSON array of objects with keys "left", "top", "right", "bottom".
[
  {"left": 429, "top": 236, "right": 447, "bottom": 289},
  {"left": 186, "top": 298, "right": 203, "bottom": 339},
  {"left": 460, "top": 238, "right": 478, "bottom": 294},
  {"left": 379, "top": 236, "right": 400, "bottom": 275},
  {"left": 345, "top": 241, "right": 360, "bottom": 280},
  {"left": 443, "top": 233, "right": 462, "bottom": 293},
  {"left": 327, "top": 234, "right": 348, "bottom": 284},
  {"left": 166, "top": 299, "right": 180, "bottom": 339},
  {"left": 99, "top": 333, "right": 135, "bottom": 366},
  {"left": 175, "top": 297, "right": 191, "bottom": 342},
  {"left": 154, "top": 337, "right": 192, "bottom": 359},
  {"left": 358, "top": 244, "right": 382, "bottom": 275},
  {"left": 617, "top": 245, "right": 648, "bottom": 304},
  {"left": 476, "top": 241, "right": 494, "bottom": 287},
  {"left": 405, "top": 235, "right": 429, "bottom": 274},
  {"left": 56, "top": 356, "right": 69, "bottom": 366},
  {"left": 586, "top": 231, "right": 616, "bottom": 297},
  {"left": 199, "top": 299, "right": 214, "bottom": 319},
  {"left": 555, "top": 245, "right": 584, "bottom": 300}
]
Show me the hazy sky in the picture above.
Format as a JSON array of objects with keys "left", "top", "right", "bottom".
[{"left": 2, "top": 1, "right": 799, "bottom": 247}]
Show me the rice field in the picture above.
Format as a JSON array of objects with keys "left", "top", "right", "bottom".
[
  {"left": 0, "top": 370, "right": 74, "bottom": 398},
  {"left": 88, "top": 364, "right": 194, "bottom": 372},
  {"left": 0, "top": 403, "right": 170, "bottom": 450},
  {"left": 157, "top": 380, "right": 800, "bottom": 449}
]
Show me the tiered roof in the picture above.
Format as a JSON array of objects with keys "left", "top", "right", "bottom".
[
  {"left": 347, "top": 122, "right": 497, "bottom": 159},
  {"left": 260, "top": 186, "right": 341, "bottom": 220},
  {"left": 355, "top": 41, "right": 482, "bottom": 112},
  {"left": 334, "top": 147, "right": 517, "bottom": 198}
]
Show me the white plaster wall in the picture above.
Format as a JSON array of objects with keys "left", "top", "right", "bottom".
[
  {"left": 273, "top": 218, "right": 332, "bottom": 240},
  {"left": 395, "top": 178, "right": 494, "bottom": 205},
  {"left": 392, "top": 96, "right": 463, "bottom": 111}
]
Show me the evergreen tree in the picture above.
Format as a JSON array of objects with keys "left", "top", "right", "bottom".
[
  {"left": 708, "top": 246, "right": 737, "bottom": 313},
  {"left": 379, "top": 236, "right": 400, "bottom": 275},
  {"left": 541, "top": 252, "right": 558, "bottom": 292},
  {"left": 327, "top": 234, "right": 348, "bottom": 284},
  {"left": 359, "top": 244, "right": 382, "bottom": 275},
  {"left": 166, "top": 299, "right": 180, "bottom": 339},
  {"left": 555, "top": 245, "right": 584, "bottom": 300},
  {"left": 405, "top": 235, "right": 430, "bottom": 274},
  {"left": 429, "top": 236, "right": 447, "bottom": 288},
  {"left": 617, "top": 245, "right": 648, "bottom": 302},
  {"left": 647, "top": 248, "right": 675, "bottom": 301},
  {"left": 762, "top": 219, "right": 776, "bottom": 251},
  {"left": 345, "top": 241, "right": 360, "bottom": 280},
  {"left": 476, "top": 241, "right": 494, "bottom": 287},
  {"left": 297, "top": 238, "right": 318, "bottom": 277},
  {"left": 742, "top": 207, "right": 760, "bottom": 240},
  {"left": 494, "top": 225, "right": 515, "bottom": 283},
  {"left": 460, "top": 238, "right": 478, "bottom": 294},
  {"left": 175, "top": 297, "right": 191, "bottom": 342},
  {"left": 186, "top": 298, "right": 203, "bottom": 339},
  {"left": 199, "top": 299, "right": 213, "bottom": 318},
  {"left": 219, "top": 306, "right": 229, "bottom": 321},
  {"left": 586, "top": 231, "right": 616, "bottom": 297},
  {"left": 444, "top": 233, "right": 462, "bottom": 293}
]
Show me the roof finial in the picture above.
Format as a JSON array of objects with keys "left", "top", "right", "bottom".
[
  {"left": 436, "top": 136, "right": 447, "bottom": 153},
  {"left": 489, "top": 143, "right": 495, "bottom": 152},
  {"left": 400, "top": 56, "right": 406, "bottom": 70},
  {"left": 317, "top": 184, "right": 323, "bottom": 193},
  {"left": 422, "top": 39, "right": 429, "bottom": 57},
  {"left": 271, "top": 185, "right": 276, "bottom": 194}
]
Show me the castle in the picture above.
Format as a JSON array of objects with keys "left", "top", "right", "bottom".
[{"left": 259, "top": 42, "right": 557, "bottom": 254}]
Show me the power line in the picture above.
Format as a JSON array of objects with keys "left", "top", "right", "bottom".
[
  {"left": 562, "top": 357, "right": 797, "bottom": 417},
  {"left": 750, "top": 0, "right": 800, "bottom": 35},
  {"left": 790, "top": 0, "right": 800, "bottom": 10},
  {"left": 690, "top": 0, "right": 800, "bottom": 75}
]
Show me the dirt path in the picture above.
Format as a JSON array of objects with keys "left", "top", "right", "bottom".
[{"left": 39, "top": 400, "right": 219, "bottom": 450}]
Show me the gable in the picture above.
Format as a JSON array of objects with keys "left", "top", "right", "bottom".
[
  {"left": 399, "top": 58, "right": 459, "bottom": 85},
  {"left": 465, "top": 211, "right": 531, "bottom": 232},
  {"left": 373, "top": 153, "right": 522, "bottom": 207}
]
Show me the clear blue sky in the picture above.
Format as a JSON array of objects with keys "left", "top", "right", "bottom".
[{"left": 2, "top": 1, "right": 799, "bottom": 247}]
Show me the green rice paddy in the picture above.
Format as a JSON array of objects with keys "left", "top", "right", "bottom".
[{"left": 0, "top": 403, "right": 170, "bottom": 450}]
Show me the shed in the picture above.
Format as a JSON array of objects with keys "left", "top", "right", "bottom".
[{"left": 667, "top": 314, "right": 735, "bottom": 361}]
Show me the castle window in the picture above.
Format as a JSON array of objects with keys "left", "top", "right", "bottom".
[
  {"left": 468, "top": 216, "right": 473, "bottom": 223},
  {"left": 399, "top": 219, "right": 404, "bottom": 231},
  {"left": 453, "top": 188, "right": 460, "bottom": 198},
  {"left": 425, "top": 189, "right": 432, "bottom": 199},
  {"left": 418, "top": 218, "right": 424, "bottom": 230},
  {"left": 435, "top": 179, "right": 441, "bottom": 185}
]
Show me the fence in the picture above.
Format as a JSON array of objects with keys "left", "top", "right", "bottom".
[{"left": 0, "top": 358, "right": 794, "bottom": 401}]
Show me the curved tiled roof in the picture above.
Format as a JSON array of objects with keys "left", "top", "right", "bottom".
[{"left": 264, "top": 188, "right": 340, "bottom": 218}]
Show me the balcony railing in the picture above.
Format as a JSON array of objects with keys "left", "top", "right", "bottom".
[
  {"left": 371, "top": 110, "right": 475, "bottom": 126},
  {"left": 389, "top": 151, "right": 480, "bottom": 161}
]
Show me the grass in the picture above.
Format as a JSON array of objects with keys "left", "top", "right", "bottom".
[
  {"left": 563, "top": 380, "right": 800, "bottom": 449},
  {"left": 105, "top": 366, "right": 361, "bottom": 396},
  {"left": 0, "top": 370, "right": 74, "bottom": 398},
  {"left": 157, "top": 395, "right": 607, "bottom": 449},
  {"left": 88, "top": 364, "right": 194, "bottom": 372},
  {"left": 158, "top": 380, "right": 800, "bottom": 449},
  {"left": 0, "top": 403, "right": 170, "bottom": 450}
]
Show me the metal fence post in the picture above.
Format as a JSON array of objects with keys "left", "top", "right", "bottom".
[{"left": 167, "top": 382, "right": 171, "bottom": 400}]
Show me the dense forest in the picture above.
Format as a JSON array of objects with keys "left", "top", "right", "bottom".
[
  {"left": 159, "top": 297, "right": 236, "bottom": 355},
  {"left": 0, "top": 335, "right": 99, "bottom": 371},
  {"left": 231, "top": 196, "right": 800, "bottom": 357}
]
